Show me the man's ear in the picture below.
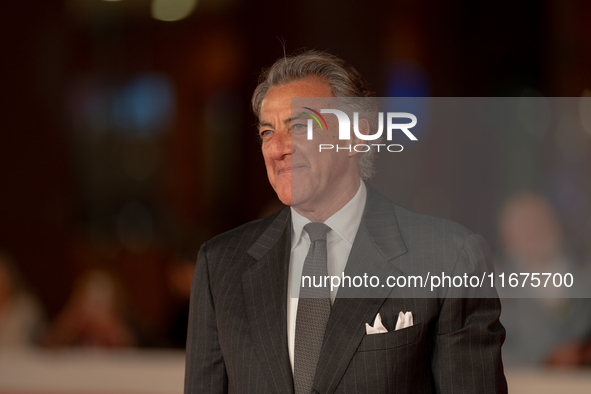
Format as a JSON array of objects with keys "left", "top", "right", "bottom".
[{"left": 348, "top": 117, "right": 370, "bottom": 157}]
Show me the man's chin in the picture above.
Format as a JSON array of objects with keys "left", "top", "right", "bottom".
[
  {"left": 271, "top": 179, "right": 314, "bottom": 208},
  {"left": 288, "top": 193, "right": 317, "bottom": 213},
  {"left": 277, "top": 194, "right": 291, "bottom": 206},
  {"left": 272, "top": 185, "right": 291, "bottom": 206}
]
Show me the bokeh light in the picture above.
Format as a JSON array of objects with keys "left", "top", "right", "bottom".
[{"left": 151, "top": 0, "right": 197, "bottom": 22}]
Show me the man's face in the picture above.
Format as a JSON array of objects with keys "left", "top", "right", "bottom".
[{"left": 259, "top": 77, "right": 358, "bottom": 213}]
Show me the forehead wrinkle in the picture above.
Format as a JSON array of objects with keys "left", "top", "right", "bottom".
[{"left": 285, "top": 112, "right": 306, "bottom": 126}]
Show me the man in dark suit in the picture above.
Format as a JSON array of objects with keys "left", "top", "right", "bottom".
[{"left": 184, "top": 50, "right": 507, "bottom": 394}]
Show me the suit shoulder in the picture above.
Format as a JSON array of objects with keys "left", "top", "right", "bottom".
[
  {"left": 389, "top": 203, "right": 492, "bottom": 275},
  {"left": 203, "top": 207, "right": 287, "bottom": 252},
  {"left": 391, "top": 203, "right": 474, "bottom": 246},
  {"left": 196, "top": 208, "right": 289, "bottom": 287},
  {"left": 366, "top": 183, "right": 474, "bottom": 245}
]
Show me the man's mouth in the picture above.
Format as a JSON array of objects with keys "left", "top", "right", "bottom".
[{"left": 281, "top": 165, "right": 308, "bottom": 174}]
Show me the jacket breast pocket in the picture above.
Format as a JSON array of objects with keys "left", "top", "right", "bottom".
[{"left": 357, "top": 322, "right": 423, "bottom": 352}]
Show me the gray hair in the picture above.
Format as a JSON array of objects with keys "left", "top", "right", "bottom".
[{"left": 252, "top": 50, "right": 379, "bottom": 179}]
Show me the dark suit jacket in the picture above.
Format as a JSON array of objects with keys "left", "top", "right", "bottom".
[{"left": 185, "top": 184, "right": 508, "bottom": 393}]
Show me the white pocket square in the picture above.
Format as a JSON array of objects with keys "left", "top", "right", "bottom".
[
  {"left": 395, "top": 311, "right": 413, "bottom": 330},
  {"left": 365, "top": 313, "right": 388, "bottom": 334},
  {"left": 365, "top": 311, "right": 413, "bottom": 335}
]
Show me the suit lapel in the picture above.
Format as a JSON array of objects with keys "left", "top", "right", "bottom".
[
  {"left": 242, "top": 208, "right": 294, "bottom": 394},
  {"left": 313, "top": 184, "right": 408, "bottom": 394}
]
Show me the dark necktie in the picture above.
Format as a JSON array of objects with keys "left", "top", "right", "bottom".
[{"left": 294, "top": 222, "right": 331, "bottom": 394}]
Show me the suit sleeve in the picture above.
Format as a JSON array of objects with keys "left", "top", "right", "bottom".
[
  {"left": 184, "top": 242, "right": 228, "bottom": 394},
  {"left": 431, "top": 234, "right": 508, "bottom": 394}
]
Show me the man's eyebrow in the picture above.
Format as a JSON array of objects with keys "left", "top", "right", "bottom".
[
  {"left": 258, "top": 113, "right": 307, "bottom": 129},
  {"left": 258, "top": 120, "right": 274, "bottom": 129}
]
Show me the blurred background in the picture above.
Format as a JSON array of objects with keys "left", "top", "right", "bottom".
[{"left": 1, "top": 0, "right": 590, "bottom": 392}]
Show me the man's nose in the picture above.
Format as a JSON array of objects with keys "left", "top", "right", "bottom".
[{"left": 269, "top": 131, "right": 292, "bottom": 159}]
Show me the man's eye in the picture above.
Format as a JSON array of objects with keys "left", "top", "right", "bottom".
[
  {"left": 260, "top": 130, "right": 273, "bottom": 137},
  {"left": 291, "top": 123, "right": 306, "bottom": 133}
]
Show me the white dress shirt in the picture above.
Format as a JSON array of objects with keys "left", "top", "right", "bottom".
[{"left": 287, "top": 180, "right": 367, "bottom": 371}]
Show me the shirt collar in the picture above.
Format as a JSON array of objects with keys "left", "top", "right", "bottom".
[{"left": 290, "top": 180, "right": 367, "bottom": 249}]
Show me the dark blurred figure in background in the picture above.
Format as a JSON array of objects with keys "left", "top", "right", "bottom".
[
  {"left": 497, "top": 191, "right": 591, "bottom": 366},
  {"left": 166, "top": 257, "right": 195, "bottom": 349},
  {"left": 0, "top": 250, "right": 46, "bottom": 347},
  {"left": 45, "top": 269, "right": 136, "bottom": 348}
]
